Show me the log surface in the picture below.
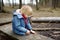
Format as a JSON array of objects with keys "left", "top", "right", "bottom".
[
  {"left": 33, "top": 28, "right": 60, "bottom": 31},
  {"left": 32, "top": 17, "right": 60, "bottom": 23}
]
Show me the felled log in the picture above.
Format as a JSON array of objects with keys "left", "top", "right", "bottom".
[
  {"left": 31, "top": 17, "right": 60, "bottom": 23},
  {"left": 32, "top": 28, "right": 60, "bottom": 31}
]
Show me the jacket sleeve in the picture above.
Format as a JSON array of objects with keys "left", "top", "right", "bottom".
[
  {"left": 12, "top": 16, "right": 27, "bottom": 33},
  {"left": 25, "top": 17, "right": 32, "bottom": 30}
]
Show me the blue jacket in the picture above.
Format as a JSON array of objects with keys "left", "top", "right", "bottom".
[{"left": 12, "top": 10, "right": 32, "bottom": 35}]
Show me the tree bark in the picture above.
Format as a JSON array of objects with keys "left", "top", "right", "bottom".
[
  {"left": 15, "top": 0, "right": 16, "bottom": 6},
  {"left": 58, "top": 0, "right": 60, "bottom": 7},
  {"left": 19, "top": 0, "right": 22, "bottom": 9},
  {"left": 36, "top": 0, "right": 39, "bottom": 10},
  {"left": 2, "top": 0, "right": 4, "bottom": 7},
  {"left": 52, "top": 0, "right": 57, "bottom": 9},
  {"left": 12, "top": 0, "right": 14, "bottom": 8},
  {"left": 0, "top": 0, "right": 4, "bottom": 12}
]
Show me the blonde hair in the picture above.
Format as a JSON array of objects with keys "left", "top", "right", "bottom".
[{"left": 20, "top": 5, "right": 32, "bottom": 16}]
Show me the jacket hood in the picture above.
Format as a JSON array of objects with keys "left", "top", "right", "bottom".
[{"left": 13, "top": 9, "right": 23, "bottom": 18}]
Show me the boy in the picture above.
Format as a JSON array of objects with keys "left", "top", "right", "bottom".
[{"left": 12, "top": 5, "right": 35, "bottom": 36}]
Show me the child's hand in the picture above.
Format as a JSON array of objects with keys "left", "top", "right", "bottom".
[
  {"left": 26, "top": 30, "right": 30, "bottom": 35},
  {"left": 30, "top": 30, "right": 36, "bottom": 34}
]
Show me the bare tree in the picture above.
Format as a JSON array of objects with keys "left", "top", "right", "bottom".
[
  {"left": 12, "top": 0, "right": 14, "bottom": 8},
  {"left": 2, "top": 0, "right": 4, "bottom": 7},
  {"left": 8, "top": 0, "right": 11, "bottom": 6},
  {"left": 15, "top": 0, "right": 16, "bottom": 6},
  {"left": 0, "top": 0, "right": 2, "bottom": 12},
  {"left": 38, "top": 0, "right": 60, "bottom": 8},
  {"left": 0, "top": 0, "right": 4, "bottom": 12},
  {"left": 19, "top": 0, "right": 22, "bottom": 9},
  {"left": 52, "top": 0, "right": 59, "bottom": 9},
  {"left": 39, "top": 0, "right": 41, "bottom": 5},
  {"left": 36, "top": 0, "right": 39, "bottom": 10},
  {"left": 58, "top": 0, "right": 60, "bottom": 7}
]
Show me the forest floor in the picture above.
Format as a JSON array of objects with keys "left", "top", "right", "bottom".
[
  {"left": 0, "top": 6, "right": 60, "bottom": 18},
  {"left": 0, "top": 6, "right": 60, "bottom": 24},
  {"left": 0, "top": 6, "right": 60, "bottom": 40}
]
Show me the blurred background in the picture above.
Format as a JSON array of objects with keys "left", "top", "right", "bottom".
[
  {"left": 0, "top": 0, "right": 60, "bottom": 40},
  {"left": 0, "top": 0, "right": 60, "bottom": 17}
]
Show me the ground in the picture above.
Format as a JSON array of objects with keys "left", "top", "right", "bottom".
[
  {"left": 0, "top": 7, "right": 60, "bottom": 23},
  {"left": 0, "top": 6, "right": 60, "bottom": 40}
]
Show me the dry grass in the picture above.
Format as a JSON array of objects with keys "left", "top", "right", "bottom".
[
  {"left": 33, "top": 8, "right": 60, "bottom": 17},
  {"left": 0, "top": 6, "right": 60, "bottom": 18}
]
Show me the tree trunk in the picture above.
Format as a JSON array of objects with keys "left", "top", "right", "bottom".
[
  {"left": 19, "top": 0, "right": 22, "bottom": 9},
  {"left": 58, "top": 0, "right": 60, "bottom": 7},
  {"left": 36, "top": 0, "right": 39, "bottom": 10},
  {"left": 12, "top": 0, "right": 14, "bottom": 8},
  {"left": 49, "top": 0, "right": 52, "bottom": 7},
  {"left": 2, "top": 0, "right": 4, "bottom": 7},
  {"left": 15, "top": 0, "right": 16, "bottom": 6},
  {"left": 39, "top": 0, "right": 41, "bottom": 6},
  {"left": 52, "top": 0, "right": 57, "bottom": 9},
  {"left": 39, "top": 0, "right": 41, "bottom": 4},
  {"left": 56, "top": 0, "right": 59, "bottom": 7},
  {"left": 0, "top": 0, "right": 2, "bottom": 12},
  {"left": 0, "top": 0, "right": 3, "bottom": 12},
  {"left": 8, "top": 0, "right": 11, "bottom": 6}
]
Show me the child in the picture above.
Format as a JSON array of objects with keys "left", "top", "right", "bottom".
[{"left": 12, "top": 5, "right": 35, "bottom": 36}]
